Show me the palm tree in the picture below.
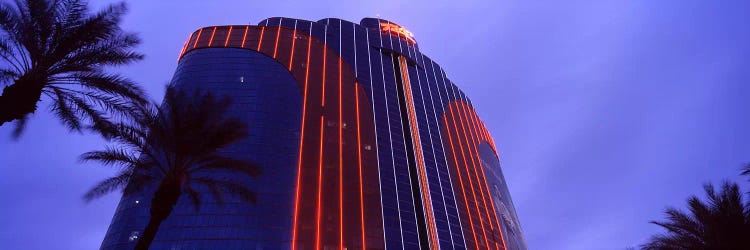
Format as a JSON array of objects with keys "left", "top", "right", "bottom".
[
  {"left": 642, "top": 181, "right": 750, "bottom": 249},
  {"left": 0, "top": 0, "right": 144, "bottom": 138},
  {"left": 82, "top": 85, "right": 261, "bottom": 250}
]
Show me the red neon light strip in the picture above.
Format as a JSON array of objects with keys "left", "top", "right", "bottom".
[
  {"left": 257, "top": 26, "right": 266, "bottom": 51},
  {"left": 241, "top": 26, "right": 249, "bottom": 48},
  {"left": 449, "top": 105, "right": 491, "bottom": 248},
  {"left": 457, "top": 103, "right": 499, "bottom": 249},
  {"left": 315, "top": 115, "right": 325, "bottom": 250},
  {"left": 457, "top": 104, "right": 495, "bottom": 231},
  {"left": 467, "top": 107, "right": 507, "bottom": 250},
  {"left": 444, "top": 114, "right": 480, "bottom": 248},
  {"left": 291, "top": 34, "right": 313, "bottom": 250},
  {"left": 192, "top": 28, "right": 203, "bottom": 48},
  {"left": 208, "top": 27, "right": 217, "bottom": 46},
  {"left": 321, "top": 46, "right": 327, "bottom": 106},
  {"left": 288, "top": 28, "right": 297, "bottom": 70},
  {"left": 460, "top": 104, "right": 501, "bottom": 249},
  {"left": 273, "top": 26, "right": 282, "bottom": 58},
  {"left": 178, "top": 40, "right": 188, "bottom": 60},
  {"left": 398, "top": 57, "right": 439, "bottom": 248},
  {"left": 338, "top": 56, "right": 344, "bottom": 250},
  {"left": 224, "top": 26, "right": 233, "bottom": 46},
  {"left": 356, "top": 84, "right": 366, "bottom": 250}
]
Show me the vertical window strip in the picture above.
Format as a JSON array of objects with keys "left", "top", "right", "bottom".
[
  {"left": 315, "top": 115, "right": 325, "bottom": 250},
  {"left": 291, "top": 23, "right": 313, "bottom": 250},
  {"left": 449, "top": 104, "right": 491, "bottom": 248},
  {"left": 464, "top": 102, "right": 507, "bottom": 250},
  {"left": 338, "top": 19, "right": 344, "bottom": 250},
  {"left": 365, "top": 27, "right": 391, "bottom": 248},
  {"left": 443, "top": 112, "right": 479, "bottom": 248},
  {"left": 429, "top": 60, "right": 468, "bottom": 247},
  {"left": 411, "top": 49, "right": 457, "bottom": 249},
  {"left": 375, "top": 18, "right": 406, "bottom": 248},
  {"left": 356, "top": 84, "right": 367, "bottom": 250}
]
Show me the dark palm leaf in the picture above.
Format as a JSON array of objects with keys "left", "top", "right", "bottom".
[
  {"left": 0, "top": 0, "right": 144, "bottom": 138},
  {"left": 83, "top": 85, "right": 261, "bottom": 249},
  {"left": 642, "top": 181, "right": 750, "bottom": 249}
]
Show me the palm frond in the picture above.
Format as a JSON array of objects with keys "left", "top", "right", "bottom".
[
  {"left": 184, "top": 186, "right": 201, "bottom": 211},
  {"left": 0, "top": 0, "right": 143, "bottom": 136},
  {"left": 79, "top": 146, "right": 138, "bottom": 168},
  {"left": 83, "top": 169, "right": 131, "bottom": 202},
  {"left": 642, "top": 180, "right": 750, "bottom": 249},
  {"left": 189, "top": 155, "right": 261, "bottom": 178}
]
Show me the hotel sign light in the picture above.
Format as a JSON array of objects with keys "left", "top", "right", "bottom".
[{"left": 380, "top": 22, "right": 416, "bottom": 44}]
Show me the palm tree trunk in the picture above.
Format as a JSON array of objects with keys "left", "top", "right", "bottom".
[
  {"left": 0, "top": 77, "right": 44, "bottom": 126},
  {"left": 134, "top": 181, "right": 182, "bottom": 250}
]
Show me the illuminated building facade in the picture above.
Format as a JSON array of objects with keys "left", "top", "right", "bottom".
[{"left": 100, "top": 17, "right": 526, "bottom": 250}]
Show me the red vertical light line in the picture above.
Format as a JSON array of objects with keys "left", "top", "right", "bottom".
[
  {"left": 355, "top": 84, "right": 366, "bottom": 250},
  {"left": 288, "top": 28, "right": 297, "bottom": 70},
  {"left": 338, "top": 56, "right": 343, "bottom": 250},
  {"left": 257, "top": 26, "right": 266, "bottom": 51},
  {"left": 399, "top": 57, "right": 439, "bottom": 249},
  {"left": 291, "top": 33, "right": 312, "bottom": 250},
  {"left": 178, "top": 40, "right": 188, "bottom": 61},
  {"left": 456, "top": 103, "right": 497, "bottom": 249},
  {"left": 457, "top": 103, "right": 495, "bottom": 231},
  {"left": 192, "top": 28, "right": 203, "bottom": 48},
  {"left": 321, "top": 46, "right": 327, "bottom": 106},
  {"left": 468, "top": 108, "right": 507, "bottom": 250},
  {"left": 224, "top": 26, "right": 233, "bottom": 46},
  {"left": 241, "top": 26, "right": 249, "bottom": 48},
  {"left": 449, "top": 104, "right": 491, "bottom": 248},
  {"left": 315, "top": 115, "right": 325, "bottom": 250},
  {"left": 444, "top": 113, "right": 479, "bottom": 248},
  {"left": 208, "top": 27, "right": 217, "bottom": 46},
  {"left": 461, "top": 104, "right": 503, "bottom": 250},
  {"left": 273, "top": 26, "right": 282, "bottom": 58}
]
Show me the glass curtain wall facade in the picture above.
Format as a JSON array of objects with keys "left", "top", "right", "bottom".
[{"left": 101, "top": 17, "right": 526, "bottom": 250}]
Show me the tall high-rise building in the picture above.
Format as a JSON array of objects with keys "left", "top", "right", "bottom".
[{"left": 101, "top": 17, "right": 526, "bottom": 250}]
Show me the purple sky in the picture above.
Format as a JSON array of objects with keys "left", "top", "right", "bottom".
[{"left": 1, "top": 0, "right": 749, "bottom": 249}]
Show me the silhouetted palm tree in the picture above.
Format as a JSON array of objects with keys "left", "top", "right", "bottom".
[
  {"left": 0, "top": 0, "right": 144, "bottom": 138},
  {"left": 82, "top": 85, "right": 261, "bottom": 250},
  {"left": 642, "top": 181, "right": 750, "bottom": 249}
]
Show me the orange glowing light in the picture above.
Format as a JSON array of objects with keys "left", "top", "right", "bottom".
[
  {"left": 338, "top": 56, "right": 343, "bottom": 250},
  {"left": 380, "top": 22, "right": 416, "bottom": 44},
  {"left": 192, "top": 28, "right": 203, "bottom": 48},
  {"left": 178, "top": 40, "right": 188, "bottom": 60},
  {"left": 316, "top": 115, "right": 325, "bottom": 250},
  {"left": 288, "top": 28, "right": 297, "bottom": 70},
  {"left": 273, "top": 26, "right": 282, "bottom": 58},
  {"left": 257, "top": 26, "right": 266, "bottom": 51},
  {"left": 321, "top": 46, "right": 327, "bottom": 106},
  {"left": 467, "top": 107, "right": 507, "bottom": 250},
  {"left": 224, "top": 26, "right": 233, "bottom": 46},
  {"left": 398, "top": 56, "right": 439, "bottom": 248},
  {"left": 241, "top": 26, "right": 249, "bottom": 48},
  {"left": 208, "top": 27, "right": 217, "bottom": 46},
  {"left": 355, "top": 84, "right": 366, "bottom": 250},
  {"left": 291, "top": 33, "right": 313, "bottom": 250},
  {"left": 444, "top": 114, "right": 480, "bottom": 247},
  {"left": 449, "top": 104, "right": 491, "bottom": 248}
]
